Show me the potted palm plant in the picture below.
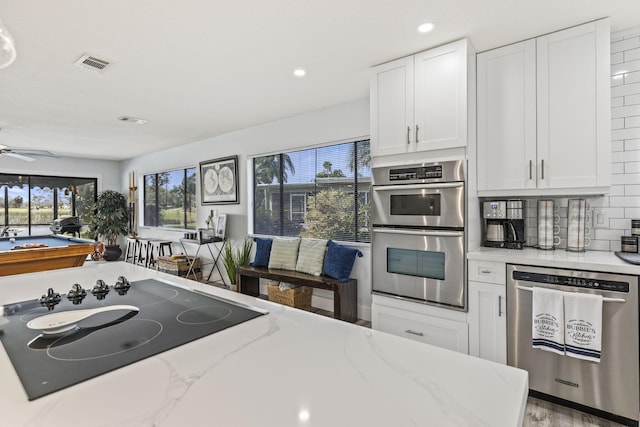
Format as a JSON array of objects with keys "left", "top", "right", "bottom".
[
  {"left": 222, "top": 238, "right": 253, "bottom": 291},
  {"left": 93, "top": 190, "right": 129, "bottom": 261}
]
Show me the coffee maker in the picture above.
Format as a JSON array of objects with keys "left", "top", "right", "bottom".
[{"left": 482, "top": 200, "right": 526, "bottom": 249}]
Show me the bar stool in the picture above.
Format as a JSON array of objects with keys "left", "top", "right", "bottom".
[
  {"left": 134, "top": 238, "right": 150, "bottom": 267},
  {"left": 124, "top": 238, "right": 138, "bottom": 264},
  {"left": 145, "top": 240, "right": 173, "bottom": 269}
]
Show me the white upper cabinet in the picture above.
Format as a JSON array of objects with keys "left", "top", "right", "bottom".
[
  {"left": 477, "top": 19, "right": 610, "bottom": 196},
  {"left": 371, "top": 39, "right": 472, "bottom": 158}
]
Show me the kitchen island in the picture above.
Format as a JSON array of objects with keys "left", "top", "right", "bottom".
[{"left": 0, "top": 262, "right": 528, "bottom": 426}]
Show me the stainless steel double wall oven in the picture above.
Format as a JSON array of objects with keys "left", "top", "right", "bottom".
[{"left": 371, "top": 160, "right": 466, "bottom": 310}]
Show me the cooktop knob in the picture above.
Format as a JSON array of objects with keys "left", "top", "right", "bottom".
[
  {"left": 39, "top": 288, "right": 61, "bottom": 310},
  {"left": 114, "top": 276, "right": 131, "bottom": 295},
  {"left": 67, "top": 283, "right": 87, "bottom": 304},
  {"left": 91, "top": 280, "right": 110, "bottom": 300}
]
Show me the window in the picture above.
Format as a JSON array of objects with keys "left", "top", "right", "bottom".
[
  {"left": 0, "top": 174, "right": 97, "bottom": 236},
  {"left": 143, "top": 168, "right": 196, "bottom": 229},
  {"left": 253, "top": 139, "right": 371, "bottom": 243}
]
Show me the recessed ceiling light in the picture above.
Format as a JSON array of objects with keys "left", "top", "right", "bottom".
[
  {"left": 417, "top": 22, "right": 435, "bottom": 33},
  {"left": 293, "top": 68, "right": 306, "bottom": 77},
  {"left": 118, "top": 116, "right": 148, "bottom": 125}
]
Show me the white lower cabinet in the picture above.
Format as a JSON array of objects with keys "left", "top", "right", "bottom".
[
  {"left": 467, "top": 260, "right": 507, "bottom": 364},
  {"left": 372, "top": 295, "right": 468, "bottom": 354}
]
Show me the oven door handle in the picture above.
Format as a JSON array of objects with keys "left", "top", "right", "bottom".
[
  {"left": 373, "top": 182, "right": 464, "bottom": 191},
  {"left": 373, "top": 228, "right": 464, "bottom": 238},
  {"left": 515, "top": 285, "right": 625, "bottom": 303}
]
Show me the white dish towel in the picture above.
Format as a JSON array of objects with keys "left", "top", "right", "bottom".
[
  {"left": 532, "top": 287, "right": 565, "bottom": 355},
  {"left": 564, "top": 292, "right": 603, "bottom": 363}
]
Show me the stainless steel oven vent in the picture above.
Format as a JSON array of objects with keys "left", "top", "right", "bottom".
[{"left": 74, "top": 54, "right": 111, "bottom": 72}]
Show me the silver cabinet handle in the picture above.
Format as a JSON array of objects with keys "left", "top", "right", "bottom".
[
  {"left": 480, "top": 269, "right": 492, "bottom": 274},
  {"left": 405, "top": 329, "right": 424, "bottom": 336},
  {"left": 498, "top": 295, "right": 502, "bottom": 317},
  {"left": 407, "top": 126, "right": 411, "bottom": 145},
  {"left": 515, "top": 285, "right": 625, "bottom": 303},
  {"left": 415, "top": 125, "right": 420, "bottom": 143},
  {"left": 529, "top": 160, "right": 532, "bottom": 180},
  {"left": 541, "top": 159, "right": 544, "bottom": 180}
]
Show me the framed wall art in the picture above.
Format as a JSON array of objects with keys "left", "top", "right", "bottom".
[{"left": 200, "top": 156, "right": 239, "bottom": 204}]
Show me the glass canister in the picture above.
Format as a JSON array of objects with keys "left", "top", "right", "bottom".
[
  {"left": 567, "top": 199, "right": 587, "bottom": 252},
  {"left": 537, "top": 200, "right": 556, "bottom": 250}
]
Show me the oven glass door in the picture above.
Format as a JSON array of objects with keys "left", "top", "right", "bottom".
[
  {"left": 372, "top": 228, "right": 465, "bottom": 309},
  {"left": 372, "top": 182, "right": 464, "bottom": 228}
]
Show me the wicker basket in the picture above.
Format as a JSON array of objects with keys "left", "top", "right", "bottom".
[
  {"left": 157, "top": 256, "right": 202, "bottom": 279},
  {"left": 267, "top": 284, "right": 312, "bottom": 310}
]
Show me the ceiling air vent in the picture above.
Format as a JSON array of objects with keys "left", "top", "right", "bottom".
[{"left": 75, "top": 54, "right": 111, "bottom": 72}]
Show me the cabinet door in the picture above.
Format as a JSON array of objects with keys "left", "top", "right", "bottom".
[
  {"left": 536, "top": 19, "right": 610, "bottom": 190},
  {"left": 414, "top": 40, "right": 468, "bottom": 151},
  {"left": 477, "top": 40, "right": 537, "bottom": 192},
  {"left": 372, "top": 303, "right": 469, "bottom": 354},
  {"left": 468, "top": 281, "right": 506, "bottom": 364},
  {"left": 370, "top": 57, "right": 414, "bottom": 157}
]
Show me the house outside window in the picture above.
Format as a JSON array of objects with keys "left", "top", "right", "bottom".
[
  {"left": 253, "top": 139, "right": 371, "bottom": 243},
  {"left": 143, "top": 168, "right": 196, "bottom": 229}
]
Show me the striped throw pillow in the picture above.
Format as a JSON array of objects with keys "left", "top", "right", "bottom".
[
  {"left": 268, "top": 238, "right": 301, "bottom": 270},
  {"left": 295, "top": 239, "right": 328, "bottom": 276}
]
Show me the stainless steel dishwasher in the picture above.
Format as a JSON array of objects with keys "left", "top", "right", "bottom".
[{"left": 507, "top": 264, "right": 639, "bottom": 426}]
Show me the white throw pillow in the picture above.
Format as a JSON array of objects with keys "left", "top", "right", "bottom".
[
  {"left": 268, "top": 238, "right": 301, "bottom": 270},
  {"left": 295, "top": 239, "right": 328, "bottom": 276}
]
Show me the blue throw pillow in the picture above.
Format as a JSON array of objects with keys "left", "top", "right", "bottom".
[
  {"left": 251, "top": 237, "right": 273, "bottom": 267},
  {"left": 322, "top": 240, "right": 363, "bottom": 282}
]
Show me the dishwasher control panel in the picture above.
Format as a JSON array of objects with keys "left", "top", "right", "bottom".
[{"left": 512, "top": 271, "right": 630, "bottom": 293}]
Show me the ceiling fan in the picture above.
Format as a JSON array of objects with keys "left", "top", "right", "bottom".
[{"left": 0, "top": 144, "right": 57, "bottom": 162}]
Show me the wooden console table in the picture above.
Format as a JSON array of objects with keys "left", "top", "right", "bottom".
[{"left": 236, "top": 265, "right": 357, "bottom": 323}]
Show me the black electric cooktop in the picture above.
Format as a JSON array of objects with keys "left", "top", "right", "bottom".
[{"left": 0, "top": 278, "right": 266, "bottom": 400}]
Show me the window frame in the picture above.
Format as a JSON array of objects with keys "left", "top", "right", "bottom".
[
  {"left": 249, "top": 138, "right": 371, "bottom": 244},
  {"left": 142, "top": 166, "right": 197, "bottom": 230}
]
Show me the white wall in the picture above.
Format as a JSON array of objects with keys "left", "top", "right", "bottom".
[
  {"left": 0, "top": 155, "right": 121, "bottom": 192},
  {"left": 121, "top": 98, "right": 372, "bottom": 320}
]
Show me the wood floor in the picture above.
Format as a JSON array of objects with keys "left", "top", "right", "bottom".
[{"left": 208, "top": 282, "right": 630, "bottom": 426}]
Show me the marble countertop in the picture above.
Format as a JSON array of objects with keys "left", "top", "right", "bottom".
[
  {"left": 468, "top": 247, "right": 640, "bottom": 275},
  {"left": 0, "top": 262, "right": 528, "bottom": 427}
]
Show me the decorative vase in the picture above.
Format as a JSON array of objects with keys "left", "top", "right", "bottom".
[{"left": 103, "top": 245, "right": 122, "bottom": 261}]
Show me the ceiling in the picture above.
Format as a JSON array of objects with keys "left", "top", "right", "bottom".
[{"left": 1, "top": 0, "right": 639, "bottom": 161}]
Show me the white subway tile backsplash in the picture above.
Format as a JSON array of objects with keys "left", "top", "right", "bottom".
[
  {"left": 626, "top": 47, "right": 640, "bottom": 61},
  {"left": 625, "top": 207, "right": 640, "bottom": 218},
  {"left": 612, "top": 127, "right": 640, "bottom": 140},
  {"left": 586, "top": 196, "right": 609, "bottom": 208},
  {"left": 626, "top": 93, "right": 640, "bottom": 106},
  {"left": 612, "top": 163, "right": 625, "bottom": 174},
  {"left": 626, "top": 71, "right": 640, "bottom": 85},
  {"left": 612, "top": 96, "right": 624, "bottom": 108},
  {"left": 612, "top": 173, "right": 640, "bottom": 185},
  {"left": 627, "top": 184, "right": 640, "bottom": 195},
  {"left": 611, "top": 240, "right": 622, "bottom": 252},
  {"left": 610, "top": 184, "right": 625, "bottom": 195},
  {"left": 613, "top": 59, "right": 640, "bottom": 75},
  {"left": 612, "top": 118, "right": 625, "bottom": 129},
  {"left": 626, "top": 162, "right": 640, "bottom": 173},
  {"left": 610, "top": 218, "right": 631, "bottom": 229},
  {"left": 610, "top": 196, "right": 640, "bottom": 207},
  {"left": 595, "top": 229, "right": 627, "bottom": 240},
  {"left": 612, "top": 81, "right": 640, "bottom": 97},
  {"left": 612, "top": 75, "right": 624, "bottom": 87},
  {"left": 587, "top": 240, "right": 610, "bottom": 251},
  {"left": 612, "top": 52, "right": 624, "bottom": 64},
  {"left": 612, "top": 104, "right": 640, "bottom": 119},
  {"left": 612, "top": 150, "right": 640, "bottom": 163},
  {"left": 626, "top": 115, "right": 640, "bottom": 127},
  {"left": 611, "top": 37, "right": 640, "bottom": 54},
  {"left": 605, "top": 207, "right": 626, "bottom": 218},
  {"left": 626, "top": 139, "right": 640, "bottom": 150}
]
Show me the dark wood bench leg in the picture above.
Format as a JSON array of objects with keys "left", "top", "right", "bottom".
[
  {"left": 237, "top": 274, "right": 260, "bottom": 297},
  {"left": 334, "top": 279, "right": 357, "bottom": 323}
]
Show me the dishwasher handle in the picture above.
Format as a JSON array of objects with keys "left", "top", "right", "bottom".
[{"left": 515, "top": 285, "right": 625, "bottom": 303}]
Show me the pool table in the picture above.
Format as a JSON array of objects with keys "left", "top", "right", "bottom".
[{"left": 0, "top": 234, "right": 95, "bottom": 276}]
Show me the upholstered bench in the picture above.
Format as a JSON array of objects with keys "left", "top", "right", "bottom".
[{"left": 236, "top": 265, "right": 357, "bottom": 323}]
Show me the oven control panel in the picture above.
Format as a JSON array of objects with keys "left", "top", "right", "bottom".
[{"left": 388, "top": 165, "right": 443, "bottom": 181}]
